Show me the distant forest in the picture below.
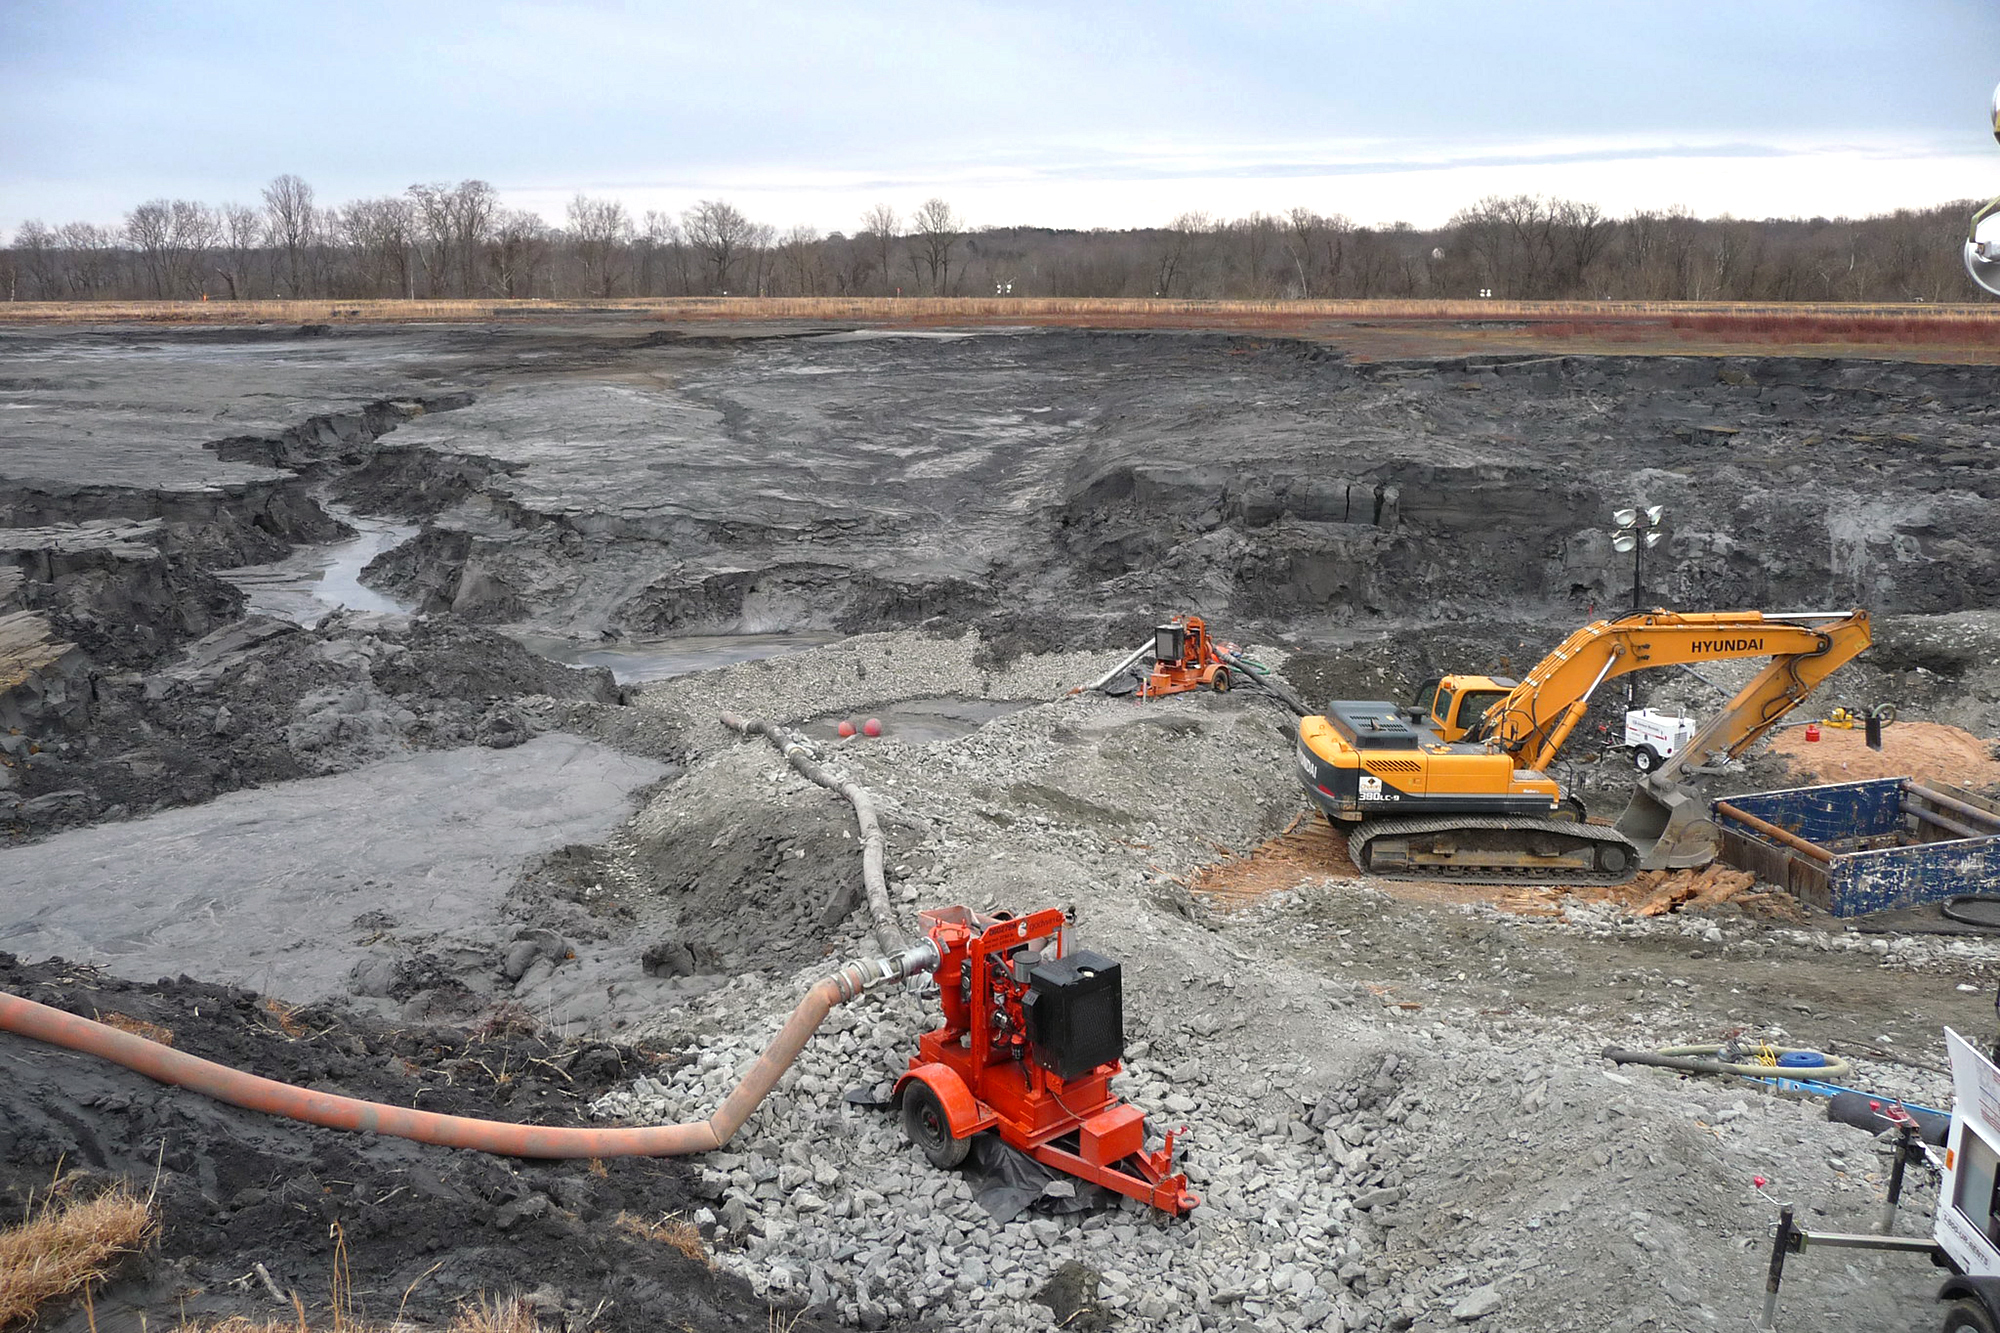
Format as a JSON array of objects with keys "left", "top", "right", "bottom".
[{"left": 1, "top": 175, "right": 1985, "bottom": 304}]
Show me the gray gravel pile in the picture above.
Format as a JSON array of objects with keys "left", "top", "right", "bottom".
[
  {"left": 596, "top": 943, "right": 1940, "bottom": 1332},
  {"left": 583, "top": 629, "right": 1972, "bottom": 1330},
  {"left": 594, "top": 955, "right": 1432, "bottom": 1333},
  {"left": 638, "top": 629, "right": 1121, "bottom": 752}
]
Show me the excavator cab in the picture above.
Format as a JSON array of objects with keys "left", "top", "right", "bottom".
[{"left": 1423, "top": 675, "right": 1518, "bottom": 742}]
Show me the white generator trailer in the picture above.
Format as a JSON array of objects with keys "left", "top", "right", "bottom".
[{"left": 1623, "top": 707, "right": 1696, "bottom": 774}]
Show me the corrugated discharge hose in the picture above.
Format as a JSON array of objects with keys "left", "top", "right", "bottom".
[
  {"left": 0, "top": 941, "right": 937, "bottom": 1158},
  {"left": 720, "top": 709, "right": 907, "bottom": 954}
]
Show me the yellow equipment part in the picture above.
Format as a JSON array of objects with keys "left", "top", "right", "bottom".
[{"left": 1295, "top": 608, "right": 1873, "bottom": 879}]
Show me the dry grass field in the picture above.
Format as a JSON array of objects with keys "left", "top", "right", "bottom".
[{"left": 6, "top": 295, "right": 2000, "bottom": 362}]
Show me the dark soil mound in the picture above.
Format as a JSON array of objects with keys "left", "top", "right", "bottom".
[{"left": 0, "top": 956, "right": 845, "bottom": 1333}]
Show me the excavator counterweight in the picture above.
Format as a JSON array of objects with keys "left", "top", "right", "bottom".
[{"left": 1294, "top": 609, "right": 1872, "bottom": 884}]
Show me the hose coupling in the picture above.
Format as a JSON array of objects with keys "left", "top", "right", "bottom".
[{"left": 832, "top": 938, "right": 942, "bottom": 1000}]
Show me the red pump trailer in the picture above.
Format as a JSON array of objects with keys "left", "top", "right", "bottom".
[{"left": 892, "top": 905, "right": 1198, "bottom": 1216}]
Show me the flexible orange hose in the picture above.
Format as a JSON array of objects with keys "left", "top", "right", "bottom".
[{"left": 0, "top": 977, "right": 846, "bottom": 1158}]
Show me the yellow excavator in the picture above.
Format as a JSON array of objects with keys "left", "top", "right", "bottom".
[{"left": 1294, "top": 608, "right": 1872, "bottom": 884}]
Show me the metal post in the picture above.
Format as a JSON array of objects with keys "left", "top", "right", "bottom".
[
  {"left": 1881, "top": 1125, "right": 1914, "bottom": 1234},
  {"left": 1612, "top": 504, "right": 1664, "bottom": 704},
  {"left": 1762, "top": 1206, "right": 1795, "bottom": 1328},
  {"left": 1865, "top": 712, "right": 1883, "bottom": 750},
  {"left": 1628, "top": 539, "right": 1645, "bottom": 709},
  {"left": 1633, "top": 530, "right": 1643, "bottom": 610}
]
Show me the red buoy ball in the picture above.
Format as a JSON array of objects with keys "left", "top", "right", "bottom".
[
  {"left": 862, "top": 717, "right": 883, "bottom": 737},
  {"left": 837, "top": 719, "right": 857, "bottom": 738}
]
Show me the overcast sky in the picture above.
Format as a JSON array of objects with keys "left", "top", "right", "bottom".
[{"left": 4, "top": 0, "right": 1996, "bottom": 239}]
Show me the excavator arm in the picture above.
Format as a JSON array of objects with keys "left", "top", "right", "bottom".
[
  {"left": 1294, "top": 606, "right": 1873, "bottom": 882},
  {"left": 1648, "top": 612, "right": 1872, "bottom": 780},
  {"left": 1611, "top": 610, "right": 1872, "bottom": 868},
  {"left": 1466, "top": 608, "right": 1871, "bottom": 871},
  {"left": 1469, "top": 609, "right": 1872, "bottom": 775}
]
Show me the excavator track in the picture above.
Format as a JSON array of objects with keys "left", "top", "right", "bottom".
[{"left": 1346, "top": 814, "right": 1641, "bottom": 888}]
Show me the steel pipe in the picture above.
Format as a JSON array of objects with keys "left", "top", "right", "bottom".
[
  {"left": 1903, "top": 781, "right": 2000, "bottom": 831},
  {"left": 1714, "top": 799, "right": 1836, "bottom": 864},
  {"left": 1900, "top": 799, "right": 1995, "bottom": 842}
]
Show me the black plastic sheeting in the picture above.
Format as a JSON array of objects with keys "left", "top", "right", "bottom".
[
  {"left": 964, "top": 1133, "right": 1111, "bottom": 1222},
  {"left": 1099, "top": 671, "right": 1142, "bottom": 698},
  {"left": 845, "top": 1083, "right": 1115, "bottom": 1222}
]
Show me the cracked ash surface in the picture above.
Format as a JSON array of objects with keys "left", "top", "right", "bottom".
[{"left": 4, "top": 318, "right": 2000, "bottom": 1332}]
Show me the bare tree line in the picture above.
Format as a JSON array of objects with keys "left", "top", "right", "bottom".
[{"left": 1, "top": 175, "right": 1984, "bottom": 303}]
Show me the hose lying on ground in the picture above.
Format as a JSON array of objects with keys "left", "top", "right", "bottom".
[
  {"left": 1942, "top": 894, "right": 2000, "bottom": 929},
  {"left": 720, "top": 710, "right": 907, "bottom": 954},
  {"left": 1218, "top": 649, "right": 1310, "bottom": 717},
  {"left": 1603, "top": 1044, "right": 1852, "bottom": 1078},
  {"left": 0, "top": 941, "right": 938, "bottom": 1159}
]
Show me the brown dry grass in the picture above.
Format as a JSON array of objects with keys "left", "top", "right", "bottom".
[
  {"left": 4, "top": 293, "right": 1998, "bottom": 326},
  {"left": 10, "top": 296, "right": 2000, "bottom": 363},
  {"left": 0, "top": 1182, "right": 155, "bottom": 1326},
  {"left": 614, "top": 1210, "right": 709, "bottom": 1266},
  {"left": 187, "top": 1225, "right": 557, "bottom": 1333},
  {"left": 260, "top": 997, "right": 308, "bottom": 1038},
  {"left": 447, "top": 1296, "right": 549, "bottom": 1333},
  {"left": 92, "top": 1010, "right": 175, "bottom": 1045}
]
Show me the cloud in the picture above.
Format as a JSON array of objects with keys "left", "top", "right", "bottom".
[
  {"left": 2, "top": 1, "right": 1994, "bottom": 236},
  {"left": 494, "top": 134, "right": 1988, "bottom": 234}
]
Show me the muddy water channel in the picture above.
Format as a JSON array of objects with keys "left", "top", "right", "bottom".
[
  {"left": 225, "top": 506, "right": 840, "bottom": 686},
  {"left": 223, "top": 501, "right": 417, "bottom": 622}
]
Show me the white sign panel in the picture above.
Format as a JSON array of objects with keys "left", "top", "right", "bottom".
[{"left": 1941, "top": 1028, "right": 2000, "bottom": 1277}]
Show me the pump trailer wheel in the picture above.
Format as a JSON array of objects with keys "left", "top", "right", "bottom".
[{"left": 900, "top": 1080, "right": 970, "bottom": 1168}]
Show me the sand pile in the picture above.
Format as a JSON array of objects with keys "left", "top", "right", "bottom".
[{"left": 1769, "top": 719, "right": 2000, "bottom": 789}]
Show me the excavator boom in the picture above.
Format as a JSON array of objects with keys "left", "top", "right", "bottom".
[
  {"left": 1470, "top": 610, "right": 1872, "bottom": 775},
  {"left": 1614, "top": 610, "right": 1871, "bottom": 868},
  {"left": 1293, "top": 607, "right": 1873, "bottom": 883}
]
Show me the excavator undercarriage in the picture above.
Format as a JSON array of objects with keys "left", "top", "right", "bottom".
[
  {"left": 1296, "top": 608, "right": 1872, "bottom": 887},
  {"left": 1346, "top": 813, "right": 1639, "bottom": 886}
]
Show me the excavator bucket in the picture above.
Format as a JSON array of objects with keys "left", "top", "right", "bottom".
[{"left": 1614, "top": 777, "right": 1721, "bottom": 871}]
